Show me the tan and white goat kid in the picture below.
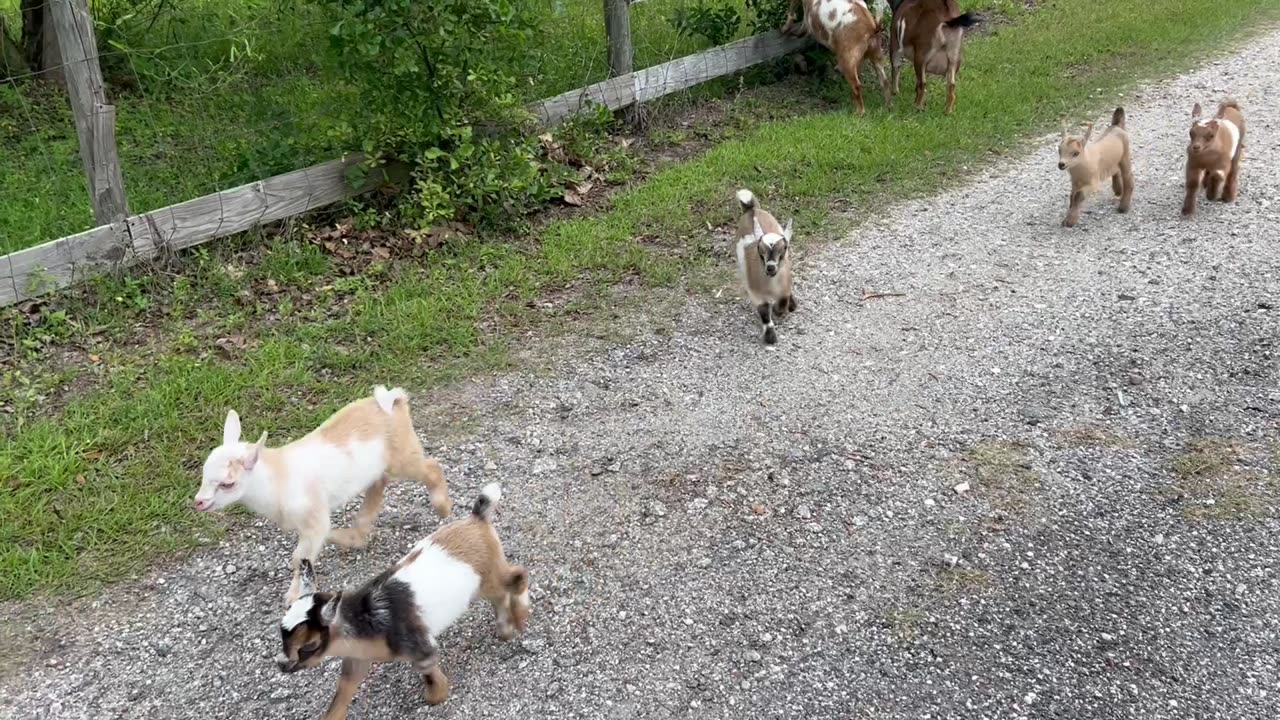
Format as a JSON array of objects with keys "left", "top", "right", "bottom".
[
  {"left": 735, "top": 189, "right": 796, "bottom": 346},
  {"left": 1182, "top": 99, "right": 1246, "bottom": 217},
  {"left": 276, "top": 484, "right": 530, "bottom": 719},
  {"left": 888, "top": 0, "right": 980, "bottom": 114},
  {"left": 782, "top": 0, "right": 891, "bottom": 114},
  {"left": 194, "top": 385, "right": 453, "bottom": 605},
  {"left": 1057, "top": 107, "right": 1134, "bottom": 228}
]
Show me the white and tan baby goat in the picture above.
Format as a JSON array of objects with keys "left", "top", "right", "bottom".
[
  {"left": 735, "top": 189, "right": 797, "bottom": 346},
  {"left": 194, "top": 385, "right": 453, "bottom": 605},
  {"left": 276, "top": 484, "right": 530, "bottom": 719}
]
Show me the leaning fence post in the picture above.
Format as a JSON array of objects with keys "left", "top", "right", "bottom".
[{"left": 49, "top": 0, "right": 128, "bottom": 226}]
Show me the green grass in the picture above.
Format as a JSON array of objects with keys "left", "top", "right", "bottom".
[
  {"left": 4, "top": 0, "right": 1280, "bottom": 600},
  {"left": 0, "top": 0, "right": 755, "bottom": 253}
]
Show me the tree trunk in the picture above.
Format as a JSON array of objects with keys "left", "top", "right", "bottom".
[{"left": 1, "top": 17, "right": 28, "bottom": 80}]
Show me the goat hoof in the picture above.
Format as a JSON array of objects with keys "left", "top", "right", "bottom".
[{"left": 763, "top": 328, "right": 778, "bottom": 345}]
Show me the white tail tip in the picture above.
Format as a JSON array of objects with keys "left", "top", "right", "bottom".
[
  {"left": 481, "top": 483, "right": 502, "bottom": 504},
  {"left": 736, "top": 189, "right": 755, "bottom": 208},
  {"left": 373, "top": 385, "right": 408, "bottom": 414}
]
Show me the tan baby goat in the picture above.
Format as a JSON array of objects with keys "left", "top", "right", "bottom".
[
  {"left": 276, "top": 484, "right": 530, "bottom": 719},
  {"left": 735, "top": 189, "right": 797, "bottom": 346},
  {"left": 194, "top": 385, "right": 453, "bottom": 605},
  {"left": 1057, "top": 107, "right": 1134, "bottom": 228}
]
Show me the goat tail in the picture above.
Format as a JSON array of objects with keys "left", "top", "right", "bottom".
[
  {"left": 735, "top": 188, "right": 756, "bottom": 213},
  {"left": 944, "top": 12, "right": 980, "bottom": 29},
  {"left": 373, "top": 385, "right": 409, "bottom": 414},
  {"left": 1110, "top": 107, "right": 1126, "bottom": 128},
  {"left": 472, "top": 483, "right": 502, "bottom": 522},
  {"left": 1217, "top": 97, "right": 1241, "bottom": 116}
]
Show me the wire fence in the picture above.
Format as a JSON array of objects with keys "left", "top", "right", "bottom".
[{"left": 0, "top": 0, "right": 805, "bottom": 304}]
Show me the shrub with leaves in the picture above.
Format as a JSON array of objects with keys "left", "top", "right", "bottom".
[
  {"left": 744, "top": 0, "right": 790, "bottom": 34},
  {"left": 323, "top": 0, "right": 568, "bottom": 231},
  {"left": 668, "top": 0, "right": 742, "bottom": 47}
]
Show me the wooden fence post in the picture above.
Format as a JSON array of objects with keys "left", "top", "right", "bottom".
[
  {"left": 49, "top": 0, "right": 128, "bottom": 225},
  {"left": 603, "top": 0, "right": 633, "bottom": 78}
]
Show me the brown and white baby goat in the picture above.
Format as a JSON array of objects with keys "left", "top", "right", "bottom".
[
  {"left": 276, "top": 484, "right": 529, "bottom": 719},
  {"left": 1057, "top": 107, "right": 1134, "bottom": 228},
  {"left": 1182, "top": 98, "right": 1245, "bottom": 217},
  {"left": 194, "top": 385, "right": 453, "bottom": 606},
  {"left": 783, "top": 0, "right": 890, "bottom": 114},
  {"left": 888, "top": 0, "right": 980, "bottom": 114},
  {"left": 735, "top": 189, "right": 796, "bottom": 346}
]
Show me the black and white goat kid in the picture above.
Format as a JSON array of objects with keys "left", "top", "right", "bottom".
[
  {"left": 276, "top": 484, "right": 529, "bottom": 718},
  {"left": 735, "top": 189, "right": 797, "bottom": 345}
]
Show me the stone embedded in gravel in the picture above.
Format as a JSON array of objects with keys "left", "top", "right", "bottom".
[
  {"left": 223, "top": 563, "right": 237, "bottom": 575},
  {"left": 745, "top": 650, "right": 762, "bottom": 663},
  {"left": 954, "top": 482, "right": 971, "bottom": 494},
  {"left": 795, "top": 505, "right": 813, "bottom": 520},
  {"left": 485, "top": 460, "right": 498, "bottom": 471}
]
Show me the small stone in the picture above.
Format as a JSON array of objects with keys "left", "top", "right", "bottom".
[
  {"left": 546, "top": 683, "right": 561, "bottom": 697},
  {"left": 153, "top": 641, "right": 173, "bottom": 658},
  {"left": 1118, "top": 293, "right": 1137, "bottom": 301},
  {"left": 484, "top": 460, "right": 498, "bottom": 471},
  {"left": 805, "top": 522, "right": 823, "bottom": 533},
  {"left": 688, "top": 498, "right": 709, "bottom": 513},
  {"left": 1025, "top": 691, "right": 1038, "bottom": 705},
  {"left": 532, "top": 458, "right": 557, "bottom": 474},
  {"left": 795, "top": 505, "right": 812, "bottom": 520},
  {"left": 760, "top": 632, "right": 773, "bottom": 643},
  {"left": 745, "top": 650, "right": 762, "bottom": 663},
  {"left": 924, "top": 498, "right": 936, "bottom": 507},
  {"left": 606, "top": 462, "right": 621, "bottom": 473},
  {"left": 731, "top": 540, "right": 747, "bottom": 551},
  {"left": 1154, "top": 533, "right": 1165, "bottom": 544},
  {"left": 1127, "top": 373, "right": 1144, "bottom": 386},
  {"left": 943, "top": 553, "right": 960, "bottom": 569},
  {"left": 835, "top": 624, "right": 847, "bottom": 634},
  {"left": 521, "top": 639, "right": 545, "bottom": 654},
  {"left": 268, "top": 688, "right": 292, "bottom": 705},
  {"left": 953, "top": 482, "right": 971, "bottom": 494},
  {"left": 1235, "top": 583, "right": 1246, "bottom": 597},
  {"left": 696, "top": 557, "right": 712, "bottom": 569},
  {"left": 648, "top": 501, "right": 667, "bottom": 518},
  {"left": 1100, "top": 633, "right": 1117, "bottom": 645},
  {"left": 223, "top": 563, "right": 237, "bottom": 575}
]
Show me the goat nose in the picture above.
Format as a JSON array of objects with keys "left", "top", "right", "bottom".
[
  {"left": 1057, "top": 162, "right": 1066, "bottom": 170},
  {"left": 194, "top": 499, "right": 209, "bottom": 511}
]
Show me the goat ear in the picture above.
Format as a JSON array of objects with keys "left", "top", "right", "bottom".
[
  {"left": 1059, "top": 120, "right": 1067, "bottom": 139},
  {"left": 1081, "top": 122, "right": 1095, "bottom": 143},
  {"left": 298, "top": 560, "right": 317, "bottom": 596},
  {"left": 1191, "top": 102, "right": 1203, "bottom": 121},
  {"left": 243, "top": 431, "right": 268, "bottom": 470},
  {"left": 782, "top": 218, "right": 794, "bottom": 242},
  {"left": 752, "top": 215, "right": 765, "bottom": 241},
  {"left": 223, "top": 410, "right": 241, "bottom": 446},
  {"left": 319, "top": 593, "right": 341, "bottom": 626}
]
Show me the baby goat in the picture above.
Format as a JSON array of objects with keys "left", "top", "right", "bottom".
[
  {"left": 888, "top": 0, "right": 980, "bottom": 114},
  {"left": 1182, "top": 99, "right": 1245, "bottom": 217},
  {"left": 783, "top": 0, "right": 891, "bottom": 114},
  {"left": 1057, "top": 107, "right": 1134, "bottom": 228},
  {"left": 194, "top": 385, "right": 453, "bottom": 605},
  {"left": 735, "top": 189, "right": 796, "bottom": 346},
  {"left": 276, "top": 484, "right": 529, "bottom": 718}
]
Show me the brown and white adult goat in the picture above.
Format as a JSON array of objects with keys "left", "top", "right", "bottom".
[
  {"left": 1182, "top": 98, "right": 1245, "bottom": 217},
  {"left": 276, "top": 484, "right": 529, "bottom": 718},
  {"left": 888, "top": 0, "right": 980, "bottom": 114},
  {"left": 1057, "top": 107, "right": 1134, "bottom": 228},
  {"left": 194, "top": 385, "right": 453, "bottom": 605},
  {"left": 783, "top": 0, "right": 890, "bottom": 114}
]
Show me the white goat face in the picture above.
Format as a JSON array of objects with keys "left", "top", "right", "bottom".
[
  {"left": 193, "top": 410, "right": 265, "bottom": 512},
  {"left": 753, "top": 217, "right": 794, "bottom": 277}
]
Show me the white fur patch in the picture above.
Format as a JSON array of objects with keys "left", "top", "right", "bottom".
[
  {"left": 481, "top": 482, "right": 502, "bottom": 505},
  {"left": 282, "top": 596, "right": 314, "bottom": 630},
  {"left": 393, "top": 541, "right": 482, "bottom": 639},
  {"left": 736, "top": 189, "right": 754, "bottom": 207},
  {"left": 761, "top": 234, "right": 783, "bottom": 249},
  {"left": 1219, "top": 118, "right": 1241, "bottom": 158},
  {"left": 817, "top": 0, "right": 863, "bottom": 32}
]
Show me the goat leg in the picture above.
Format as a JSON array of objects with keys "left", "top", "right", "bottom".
[
  {"left": 1062, "top": 189, "right": 1085, "bottom": 227},
  {"left": 320, "top": 659, "right": 371, "bottom": 720},
  {"left": 757, "top": 303, "right": 777, "bottom": 345},
  {"left": 1181, "top": 167, "right": 1202, "bottom": 217}
]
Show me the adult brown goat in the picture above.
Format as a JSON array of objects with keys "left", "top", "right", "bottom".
[
  {"left": 783, "top": 0, "right": 891, "bottom": 115},
  {"left": 888, "top": 0, "right": 980, "bottom": 114}
]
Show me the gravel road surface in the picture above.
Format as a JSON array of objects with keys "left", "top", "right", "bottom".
[{"left": 4, "top": 30, "right": 1279, "bottom": 720}]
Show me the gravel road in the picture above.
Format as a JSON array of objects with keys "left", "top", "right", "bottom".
[{"left": 4, "top": 30, "right": 1280, "bottom": 720}]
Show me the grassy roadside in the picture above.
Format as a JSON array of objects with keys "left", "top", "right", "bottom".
[{"left": 4, "top": 0, "right": 1279, "bottom": 601}]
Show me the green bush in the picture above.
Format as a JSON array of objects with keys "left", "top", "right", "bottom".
[
  {"left": 744, "top": 0, "right": 789, "bottom": 33},
  {"left": 668, "top": 0, "right": 742, "bottom": 46},
  {"left": 322, "top": 0, "right": 569, "bottom": 231}
]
